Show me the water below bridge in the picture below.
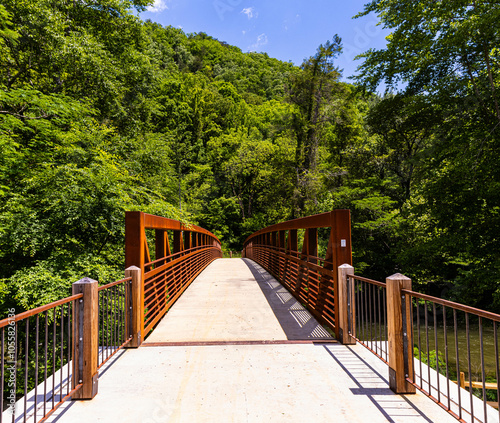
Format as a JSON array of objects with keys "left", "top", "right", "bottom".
[{"left": 47, "top": 259, "right": 457, "bottom": 423}]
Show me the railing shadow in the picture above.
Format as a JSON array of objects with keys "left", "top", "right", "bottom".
[
  {"left": 322, "top": 343, "right": 436, "bottom": 423},
  {"left": 242, "top": 258, "right": 334, "bottom": 341}
]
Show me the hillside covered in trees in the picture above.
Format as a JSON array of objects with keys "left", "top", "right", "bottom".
[{"left": 1, "top": 0, "right": 499, "bottom": 314}]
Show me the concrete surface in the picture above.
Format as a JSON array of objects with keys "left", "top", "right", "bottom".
[
  {"left": 47, "top": 259, "right": 462, "bottom": 423},
  {"left": 146, "top": 259, "right": 332, "bottom": 343}
]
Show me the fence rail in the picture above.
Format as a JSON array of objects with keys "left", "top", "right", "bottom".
[
  {"left": 1, "top": 212, "right": 221, "bottom": 422},
  {"left": 0, "top": 294, "right": 82, "bottom": 423},
  {"left": 404, "top": 288, "right": 500, "bottom": 423},
  {"left": 97, "top": 277, "right": 132, "bottom": 370},
  {"left": 348, "top": 274, "right": 388, "bottom": 364},
  {"left": 245, "top": 209, "right": 500, "bottom": 423},
  {"left": 125, "top": 211, "right": 222, "bottom": 338},
  {"left": 338, "top": 268, "right": 500, "bottom": 423},
  {"left": 242, "top": 210, "right": 352, "bottom": 339}
]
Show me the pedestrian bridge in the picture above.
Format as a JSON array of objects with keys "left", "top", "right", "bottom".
[
  {"left": 49, "top": 259, "right": 455, "bottom": 423},
  {"left": 2, "top": 211, "right": 499, "bottom": 423}
]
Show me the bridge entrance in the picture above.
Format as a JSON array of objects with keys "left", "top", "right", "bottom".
[{"left": 48, "top": 259, "right": 457, "bottom": 423}]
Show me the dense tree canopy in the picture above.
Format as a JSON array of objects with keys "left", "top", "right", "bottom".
[{"left": 1, "top": 0, "right": 499, "bottom": 314}]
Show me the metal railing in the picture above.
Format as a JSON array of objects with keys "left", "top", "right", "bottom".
[
  {"left": 404, "top": 289, "right": 500, "bottom": 423},
  {"left": 0, "top": 212, "right": 220, "bottom": 421},
  {"left": 97, "top": 278, "right": 132, "bottom": 369},
  {"left": 125, "top": 211, "right": 222, "bottom": 337},
  {"left": 143, "top": 244, "right": 221, "bottom": 333},
  {"left": 338, "top": 266, "right": 500, "bottom": 423},
  {"left": 242, "top": 210, "right": 352, "bottom": 338},
  {"left": 0, "top": 295, "right": 82, "bottom": 423},
  {"left": 348, "top": 275, "right": 388, "bottom": 364}
]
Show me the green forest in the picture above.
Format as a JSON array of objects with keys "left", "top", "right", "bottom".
[{"left": 0, "top": 0, "right": 499, "bottom": 315}]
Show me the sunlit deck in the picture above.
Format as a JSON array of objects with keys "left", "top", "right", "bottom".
[{"left": 46, "top": 259, "right": 457, "bottom": 423}]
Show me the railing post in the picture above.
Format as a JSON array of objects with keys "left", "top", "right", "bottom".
[
  {"left": 338, "top": 264, "right": 355, "bottom": 345},
  {"left": 72, "top": 277, "right": 99, "bottom": 400},
  {"left": 125, "top": 266, "right": 142, "bottom": 348},
  {"left": 386, "top": 273, "right": 415, "bottom": 394}
]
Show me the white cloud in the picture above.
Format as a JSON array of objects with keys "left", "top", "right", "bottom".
[
  {"left": 248, "top": 33, "right": 268, "bottom": 52},
  {"left": 241, "top": 7, "right": 256, "bottom": 19},
  {"left": 147, "top": 0, "right": 169, "bottom": 13}
]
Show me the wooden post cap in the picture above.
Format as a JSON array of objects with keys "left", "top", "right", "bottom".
[
  {"left": 387, "top": 273, "right": 411, "bottom": 281},
  {"left": 74, "top": 277, "right": 98, "bottom": 285},
  {"left": 339, "top": 264, "right": 354, "bottom": 270},
  {"left": 125, "top": 265, "right": 140, "bottom": 272}
]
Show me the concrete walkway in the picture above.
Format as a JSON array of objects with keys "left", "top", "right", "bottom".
[{"left": 49, "top": 259, "right": 458, "bottom": 423}]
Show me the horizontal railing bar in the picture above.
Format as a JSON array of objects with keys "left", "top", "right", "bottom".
[
  {"left": 255, "top": 245, "right": 334, "bottom": 266},
  {"left": 97, "top": 338, "right": 132, "bottom": 370},
  {"left": 145, "top": 245, "right": 208, "bottom": 268},
  {"left": 143, "top": 255, "right": 216, "bottom": 334},
  {"left": 97, "top": 277, "right": 131, "bottom": 292},
  {"left": 142, "top": 212, "right": 221, "bottom": 240},
  {"left": 38, "top": 383, "right": 83, "bottom": 423},
  {"left": 406, "top": 378, "right": 464, "bottom": 423},
  {"left": 402, "top": 289, "right": 500, "bottom": 322},
  {"left": 350, "top": 334, "right": 389, "bottom": 364},
  {"left": 351, "top": 275, "right": 386, "bottom": 287},
  {"left": 244, "top": 211, "right": 344, "bottom": 242},
  {"left": 252, "top": 244, "right": 335, "bottom": 265},
  {"left": 0, "top": 293, "right": 83, "bottom": 327},
  {"left": 253, "top": 246, "right": 335, "bottom": 277},
  {"left": 145, "top": 247, "right": 218, "bottom": 280}
]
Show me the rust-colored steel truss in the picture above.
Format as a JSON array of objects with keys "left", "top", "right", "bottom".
[
  {"left": 242, "top": 210, "right": 352, "bottom": 339},
  {"left": 125, "top": 212, "right": 222, "bottom": 337}
]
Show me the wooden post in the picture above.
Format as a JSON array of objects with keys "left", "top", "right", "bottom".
[
  {"left": 338, "top": 264, "right": 356, "bottom": 345},
  {"left": 125, "top": 266, "right": 142, "bottom": 348},
  {"left": 386, "top": 273, "right": 415, "bottom": 394},
  {"left": 72, "top": 277, "right": 99, "bottom": 400}
]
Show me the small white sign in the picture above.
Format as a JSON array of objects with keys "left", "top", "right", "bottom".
[{"left": 341, "top": 239, "right": 346, "bottom": 247}]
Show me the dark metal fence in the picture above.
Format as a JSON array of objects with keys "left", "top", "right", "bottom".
[
  {"left": 0, "top": 295, "right": 82, "bottom": 423},
  {"left": 404, "top": 289, "right": 500, "bottom": 423},
  {"left": 348, "top": 275, "right": 389, "bottom": 364},
  {"left": 97, "top": 278, "right": 131, "bottom": 369}
]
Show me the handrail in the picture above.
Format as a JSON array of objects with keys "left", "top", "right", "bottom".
[
  {"left": 405, "top": 288, "right": 500, "bottom": 422},
  {"left": 403, "top": 288, "right": 500, "bottom": 323},
  {"left": 125, "top": 211, "right": 222, "bottom": 338},
  {"left": 1, "top": 212, "right": 221, "bottom": 421},
  {"left": 1, "top": 292, "right": 82, "bottom": 422},
  {"left": 0, "top": 294, "right": 83, "bottom": 328},
  {"left": 337, "top": 268, "right": 500, "bottom": 423},
  {"left": 242, "top": 210, "right": 352, "bottom": 339}
]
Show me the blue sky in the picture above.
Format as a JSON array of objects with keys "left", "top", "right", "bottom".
[{"left": 140, "top": 0, "right": 389, "bottom": 81}]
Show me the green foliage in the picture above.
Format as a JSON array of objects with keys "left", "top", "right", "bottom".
[
  {"left": 414, "top": 348, "right": 448, "bottom": 378},
  {"left": 1, "top": 0, "right": 500, "bottom": 324}
]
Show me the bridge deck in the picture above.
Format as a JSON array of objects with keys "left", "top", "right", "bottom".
[{"left": 49, "top": 259, "right": 457, "bottom": 423}]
